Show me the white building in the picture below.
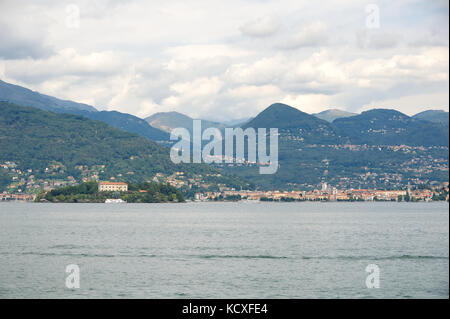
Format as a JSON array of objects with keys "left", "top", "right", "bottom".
[{"left": 98, "top": 182, "right": 128, "bottom": 192}]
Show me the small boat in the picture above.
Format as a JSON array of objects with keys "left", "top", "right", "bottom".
[{"left": 105, "top": 198, "right": 126, "bottom": 204}]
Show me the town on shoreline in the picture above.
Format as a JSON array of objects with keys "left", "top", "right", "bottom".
[
  {"left": 1, "top": 181, "right": 448, "bottom": 203},
  {"left": 194, "top": 182, "right": 449, "bottom": 202},
  {"left": 2, "top": 159, "right": 449, "bottom": 203}
]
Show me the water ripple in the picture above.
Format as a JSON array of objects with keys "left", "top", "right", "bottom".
[
  {"left": 301, "top": 255, "right": 449, "bottom": 260},
  {"left": 2, "top": 251, "right": 447, "bottom": 261}
]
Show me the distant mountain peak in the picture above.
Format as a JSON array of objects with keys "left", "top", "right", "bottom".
[
  {"left": 145, "top": 111, "right": 226, "bottom": 133},
  {"left": 0, "top": 79, "right": 97, "bottom": 112},
  {"left": 243, "top": 103, "right": 337, "bottom": 143},
  {"left": 360, "top": 108, "right": 407, "bottom": 116},
  {"left": 413, "top": 109, "right": 449, "bottom": 126},
  {"left": 264, "top": 102, "right": 305, "bottom": 113},
  {"left": 313, "top": 108, "right": 357, "bottom": 122},
  {"left": 333, "top": 108, "right": 448, "bottom": 146}
]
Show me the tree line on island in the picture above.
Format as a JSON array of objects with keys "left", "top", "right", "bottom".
[{"left": 37, "top": 181, "right": 184, "bottom": 203}]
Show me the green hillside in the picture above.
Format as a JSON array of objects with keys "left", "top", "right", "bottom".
[
  {"left": 218, "top": 104, "right": 449, "bottom": 190},
  {"left": 0, "top": 102, "right": 248, "bottom": 190},
  {"left": 0, "top": 79, "right": 170, "bottom": 143},
  {"left": 71, "top": 109, "right": 170, "bottom": 143},
  {"left": 333, "top": 109, "right": 449, "bottom": 146},
  {"left": 412, "top": 110, "right": 449, "bottom": 126},
  {"left": 243, "top": 103, "right": 340, "bottom": 144},
  {"left": 0, "top": 79, "right": 96, "bottom": 112}
]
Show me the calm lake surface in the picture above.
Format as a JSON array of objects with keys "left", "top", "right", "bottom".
[{"left": 0, "top": 202, "right": 448, "bottom": 299}]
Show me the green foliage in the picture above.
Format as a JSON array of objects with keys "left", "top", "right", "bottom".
[
  {"left": 39, "top": 181, "right": 184, "bottom": 203},
  {"left": 0, "top": 168, "right": 10, "bottom": 192},
  {"left": 122, "top": 181, "right": 184, "bottom": 203},
  {"left": 0, "top": 102, "right": 237, "bottom": 187},
  {"left": 47, "top": 181, "right": 98, "bottom": 197},
  {"left": 69, "top": 110, "right": 170, "bottom": 142},
  {"left": 224, "top": 194, "right": 241, "bottom": 201},
  {"left": 432, "top": 188, "right": 449, "bottom": 201}
]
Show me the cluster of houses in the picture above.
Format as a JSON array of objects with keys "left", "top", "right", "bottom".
[
  {"left": 1, "top": 175, "right": 448, "bottom": 202},
  {"left": 195, "top": 182, "right": 448, "bottom": 202},
  {"left": 0, "top": 193, "right": 36, "bottom": 202}
]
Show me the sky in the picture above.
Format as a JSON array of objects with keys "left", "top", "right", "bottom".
[{"left": 0, "top": 0, "right": 448, "bottom": 121}]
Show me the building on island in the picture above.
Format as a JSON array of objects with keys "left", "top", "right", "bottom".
[{"left": 98, "top": 181, "right": 128, "bottom": 192}]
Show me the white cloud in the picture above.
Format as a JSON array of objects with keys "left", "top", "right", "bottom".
[
  {"left": 165, "top": 44, "right": 251, "bottom": 60},
  {"left": 4, "top": 48, "right": 124, "bottom": 83},
  {"left": 0, "top": 0, "right": 448, "bottom": 121},
  {"left": 280, "top": 94, "right": 334, "bottom": 114},
  {"left": 278, "top": 21, "right": 329, "bottom": 50},
  {"left": 359, "top": 91, "right": 450, "bottom": 116}
]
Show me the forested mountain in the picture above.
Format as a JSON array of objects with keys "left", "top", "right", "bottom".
[
  {"left": 69, "top": 109, "right": 170, "bottom": 143},
  {"left": 412, "top": 110, "right": 449, "bottom": 126},
  {"left": 243, "top": 103, "right": 341, "bottom": 144},
  {"left": 0, "top": 79, "right": 96, "bottom": 112},
  {"left": 217, "top": 104, "right": 449, "bottom": 190},
  {"left": 0, "top": 79, "right": 170, "bottom": 143},
  {"left": 0, "top": 102, "right": 235, "bottom": 186},
  {"left": 1, "top": 82, "right": 448, "bottom": 192},
  {"left": 244, "top": 103, "right": 331, "bottom": 129},
  {"left": 333, "top": 109, "right": 449, "bottom": 146}
]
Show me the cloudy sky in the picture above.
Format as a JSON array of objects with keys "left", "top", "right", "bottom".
[{"left": 0, "top": 0, "right": 448, "bottom": 121}]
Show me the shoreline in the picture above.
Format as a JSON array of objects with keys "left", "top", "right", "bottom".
[{"left": 1, "top": 200, "right": 448, "bottom": 204}]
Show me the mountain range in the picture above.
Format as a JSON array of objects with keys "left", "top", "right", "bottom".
[
  {"left": 0, "top": 79, "right": 170, "bottom": 143},
  {"left": 0, "top": 79, "right": 448, "bottom": 190},
  {"left": 243, "top": 103, "right": 340, "bottom": 144},
  {"left": 221, "top": 103, "right": 448, "bottom": 189},
  {"left": 0, "top": 79, "right": 96, "bottom": 113},
  {"left": 0, "top": 101, "right": 248, "bottom": 192},
  {"left": 333, "top": 108, "right": 448, "bottom": 146},
  {"left": 2, "top": 79, "right": 447, "bottom": 145}
]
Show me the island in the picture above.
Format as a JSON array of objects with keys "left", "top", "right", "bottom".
[{"left": 35, "top": 181, "right": 184, "bottom": 203}]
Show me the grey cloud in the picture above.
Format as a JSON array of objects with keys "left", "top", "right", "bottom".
[
  {"left": 408, "top": 30, "right": 449, "bottom": 47},
  {"left": 0, "top": 0, "right": 448, "bottom": 121},
  {"left": 0, "top": 24, "right": 54, "bottom": 60},
  {"left": 240, "top": 16, "right": 281, "bottom": 37},
  {"left": 356, "top": 30, "right": 400, "bottom": 50}
]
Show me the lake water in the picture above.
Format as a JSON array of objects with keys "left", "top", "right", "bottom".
[{"left": 0, "top": 202, "right": 448, "bottom": 299}]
